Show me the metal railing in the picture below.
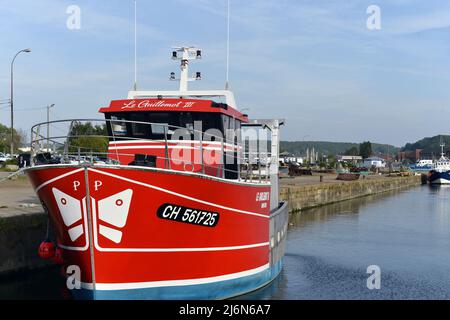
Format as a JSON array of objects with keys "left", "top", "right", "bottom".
[{"left": 30, "top": 118, "right": 272, "bottom": 183}]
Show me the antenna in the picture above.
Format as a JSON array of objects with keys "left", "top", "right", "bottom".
[
  {"left": 225, "top": 0, "right": 230, "bottom": 90},
  {"left": 133, "top": 0, "right": 138, "bottom": 91}
]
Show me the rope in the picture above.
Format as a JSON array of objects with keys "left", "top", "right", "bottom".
[{"left": 0, "top": 168, "right": 26, "bottom": 184}]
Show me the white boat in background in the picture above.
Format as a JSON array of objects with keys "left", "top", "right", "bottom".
[
  {"left": 410, "top": 159, "right": 433, "bottom": 171},
  {"left": 428, "top": 143, "right": 450, "bottom": 184}
]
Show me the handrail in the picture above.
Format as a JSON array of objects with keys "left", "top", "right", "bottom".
[
  {"left": 31, "top": 118, "right": 240, "bottom": 146},
  {"left": 30, "top": 118, "right": 272, "bottom": 183}
]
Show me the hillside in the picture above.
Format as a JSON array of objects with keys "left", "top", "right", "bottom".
[
  {"left": 280, "top": 141, "right": 398, "bottom": 156},
  {"left": 402, "top": 135, "right": 450, "bottom": 154}
]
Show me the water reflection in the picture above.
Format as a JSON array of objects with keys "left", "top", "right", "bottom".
[{"left": 0, "top": 266, "right": 65, "bottom": 300}]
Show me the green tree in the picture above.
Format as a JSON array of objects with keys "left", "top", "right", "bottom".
[
  {"left": 0, "top": 123, "right": 25, "bottom": 153},
  {"left": 68, "top": 122, "right": 108, "bottom": 156},
  {"left": 344, "top": 146, "right": 359, "bottom": 156},
  {"left": 359, "top": 141, "right": 372, "bottom": 158}
]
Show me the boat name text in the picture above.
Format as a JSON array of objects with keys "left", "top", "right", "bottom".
[{"left": 121, "top": 100, "right": 196, "bottom": 110}]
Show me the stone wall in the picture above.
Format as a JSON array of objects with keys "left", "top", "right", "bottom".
[
  {"left": 0, "top": 212, "right": 50, "bottom": 276},
  {"left": 280, "top": 175, "right": 421, "bottom": 213}
]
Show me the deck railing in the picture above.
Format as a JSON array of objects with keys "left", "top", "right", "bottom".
[{"left": 30, "top": 119, "right": 272, "bottom": 183}]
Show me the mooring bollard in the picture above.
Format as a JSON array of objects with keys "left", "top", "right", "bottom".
[{"left": 320, "top": 175, "right": 323, "bottom": 182}]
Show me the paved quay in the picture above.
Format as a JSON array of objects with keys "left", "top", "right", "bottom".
[
  {"left": 0, "top": 173, "right": 42, "bottom": 217},
  {"left": 280, "top": 172, "right": 395, "bottom": 186},
  {"left": 279, "top": 173, "right": 422, "bottom": 213}
]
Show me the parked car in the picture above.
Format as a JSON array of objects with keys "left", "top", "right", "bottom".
[{"left": 0, "top": 153, "right": 8, "bottom": 165}]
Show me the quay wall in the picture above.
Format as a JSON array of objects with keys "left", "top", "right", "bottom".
[
  {"left": 280, "top": 175, "right": 422, "bottom": 213},
  {"left": 0, "top": 212, "right": 50, "bottom": 276}
]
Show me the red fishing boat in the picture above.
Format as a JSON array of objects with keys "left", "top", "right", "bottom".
[{"left": 26, "top": 47, "right": 288, "bottom": 299}]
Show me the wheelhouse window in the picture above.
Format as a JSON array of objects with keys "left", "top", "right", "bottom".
[
  {"left": 129, "top": 113, "right": 148, "bottom": 137},
  {"left": 146, "top": 112, "right": 171, "bottom": 139},
  {"left": 105, "top": 111, "right": 224, "bottom": 140},
  {"left": 110, "top": 115, "right": 128, "bottom": 136}
]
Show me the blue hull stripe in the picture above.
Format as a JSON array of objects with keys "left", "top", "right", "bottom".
[{"left": 71, "top": 260, "right": 283, "bottom": 300}]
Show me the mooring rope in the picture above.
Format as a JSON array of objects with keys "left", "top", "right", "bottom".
[{"left": 0, "top": 168, "right": 26, "bottom": 184}]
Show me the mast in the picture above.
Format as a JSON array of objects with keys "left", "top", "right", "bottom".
[
  {"left": 170, "top": 46, "right": 202, "bottom": 91},
  {"left": 439, "top": 135, "right": 446, "bottom": 159},
  {"left": 128, "top": 47, "right": 237, "bottom": 108}
]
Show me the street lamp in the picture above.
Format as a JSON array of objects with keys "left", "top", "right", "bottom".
[{"left": 10, "top": 48, "right": 31, "bottom": 157}]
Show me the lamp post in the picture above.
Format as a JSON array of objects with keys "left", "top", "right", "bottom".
[
  {"left": 47, "top": 104, "right": 55, "bottom": 152},
  {"left": 10, "top": 48, "right": 31, "bottom": 157}
]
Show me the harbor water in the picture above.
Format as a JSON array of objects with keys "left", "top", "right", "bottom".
[{"left": 1, "top": 184, "right": 450, "bottom": 300}]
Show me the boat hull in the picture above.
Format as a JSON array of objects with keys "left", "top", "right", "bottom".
[
  {"left": 26, "top": 165, "right": 288, "bottom": 299},
  {"left": 428, "top": 170, "right": 450, "bottom": 184}
]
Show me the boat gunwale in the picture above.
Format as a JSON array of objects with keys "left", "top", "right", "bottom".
[{"left": 25, "top": 163, "right": 272, "bottom": 187}]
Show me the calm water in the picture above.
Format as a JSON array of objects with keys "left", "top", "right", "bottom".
[
  {"left": 2, "top": 185, "right": 450, "bottom": 300},
  {"left": 246, "top": 185, "right": 450, "bottom": 299}
]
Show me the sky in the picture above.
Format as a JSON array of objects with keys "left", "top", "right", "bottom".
[{"left": 1, "top": 0, "right": 450, "bottom": 147}]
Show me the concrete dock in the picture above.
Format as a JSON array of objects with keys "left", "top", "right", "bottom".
[{"left": 280, "top": 173, "right": 422, "bottom": 213}]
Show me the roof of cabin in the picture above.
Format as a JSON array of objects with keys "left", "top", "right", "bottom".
[{"left": 98, "top": 98, "right": 248, "bottom": 122}]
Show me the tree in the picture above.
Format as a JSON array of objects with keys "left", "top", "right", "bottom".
[
  {"left": 0, "top": 123, "right": 25, "bottom": 153},
  {"left": 359, "top": 141, "right": 372, "bottom": 158},
  {"left": 344, "top": 146, "right": 359, "bottom": 156},
  {"left": 327, "top": 154, "right": 337, "bottom": 168},
  {"left": 68, "top": 122, "right": 108, "bottom": 156}
]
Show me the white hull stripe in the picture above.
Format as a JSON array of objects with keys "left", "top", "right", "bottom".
[
  {"left": 35, "top": 168, "right": 84, "bottom": 192},
  {"left": 109, "top": 146, "right": 232, "bottom": 151},
  {"left": 30, "top": 164, "right": 270, "bottom": 187},
  {"left": 88, "top": 168, "right": 269, "bottom": 219},
  {"left": 109, "top": 140, "right": 239, "bottom": 146},
  {"left": 93, "top": 242, "right": 269, "bottom": 253},
  {"left": 80, "top": 263, "right": 270, "bottom": 290}
]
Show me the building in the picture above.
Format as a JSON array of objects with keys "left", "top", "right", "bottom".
[
  {"left": 279, "top": 152, "right": 304, "bottom": 165},
  {"left": 398, "top": 149, "right": 423, "bottom": 163},
  {"left": 363, "top": 156, "right": 386, "bottom": 168},
  {"left": 336, "top": 155, "right": 363, "bottom": 164}
]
